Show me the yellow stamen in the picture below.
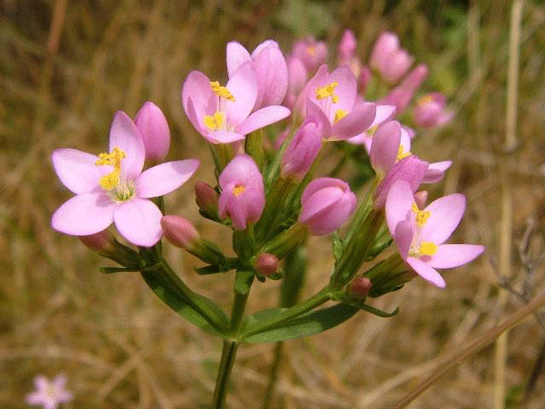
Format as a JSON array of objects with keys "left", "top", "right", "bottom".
[
  {"left": 99, "top": 171, "right": 120, "bottom": 191},
  {"left": 203, "top": 111, "right": 226, "bottom": 131},
  {"left": 315, "top": 82, "right": 339, "bottom": 103},
  {"left": 367, "top": 125, "right": 378, "bottom": 137},
  {"left": 412, "top": 203, "right": 431, "bottom": 228},
  {"left": 334, "top": 109, "right": 348, "bottom": 123},
  {"left": 307, "top": 45, "right": 316, "bottom": 55},
  {"left": 210, "top": 81, "right": 235, "bottom": 102},
  {"left": 418, "top": 94, "right": 434, "bottom": 106},
  {"left": 232, "top": 185, "right": 246, "bottom": 197},
  {"left": 396, "top": 145, "right": 411, "bottom": 161},
  {"left": 95, "top": 147, "right": 125, "bottom": 172},
  {"left": 418, "top": 241, "right": 438, "bottom": 256}
]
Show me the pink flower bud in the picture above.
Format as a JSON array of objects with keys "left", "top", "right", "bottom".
[
  {"left": 369, "top": 32, "right": 414, "bottom": 84},
  {"left": 413, "top": 92, "right": 454, "bottom": 128},
  {"left": 195, "top": 181, "right": 219, "bottom": 217},
  {"left": 161, "top": 215, "right": 200, "bottom": 250},
  {"left": 285, "top": 56, "right": 308, "bottom": 109},
  {"left": 281, "top": 117, "right": 324, "bottom": 180},
  {"left": 79, "top": 230, "right": 116, "bottom": 253},
  {"left": 299, "top": 177, "right": 357, "bottom": 236},
  {"left": 380, "top": 64, "right": 428, "bottom": 113},
  {"left": 338, "top": 30, "right": 357, "bottom": 61},
  {"left": 254, "top": 253, "right": 279, "bottom": 277},
  {"left": 348, "top": 276, "right": 373, "bottom": 298},
  {"left": 218, "top": 155, "right": 265, "bottom": 230},
  {"left": 134, "top": 102, "right": 171, "bottom": 162}
]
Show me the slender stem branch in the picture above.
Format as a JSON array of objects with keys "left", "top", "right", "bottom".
[
  {"left": 262, "top": 342, "right": 283, "bottom": 409},
  {"left": 212, "top": 340, "right": 239, "bottom": 409}
]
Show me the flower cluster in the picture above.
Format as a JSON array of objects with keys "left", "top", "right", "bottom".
[{"left": 51, "top": 31, "right": 483, "bottom": 328}]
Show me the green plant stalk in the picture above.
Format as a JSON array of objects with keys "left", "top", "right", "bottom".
[
  {"left": 262, "top": 341, "right": 283, "bottom": 409},
  {"left": 212, "top": 340, "right": 239, "bottom": 409}
]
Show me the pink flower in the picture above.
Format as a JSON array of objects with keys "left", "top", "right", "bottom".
[
  {"left": 380, "top": 64, "right": 428, "bottom": 113},
  {"left": 291, "top": 37, "right": 328, "bottom": 72},
  {"left": 182, "top": 63, "right": 290, "bottom": 144},
  {"left": 413, "top": 92, "right": 454, "bottom": 128},
  {"left": 369, "top": 32, "right": 414, "bottom": 84},
  {"left": 338, "top": 30, "right": 357, "bottom": 61},
  {"left": 226, "top": 40, "right": 288, "bottom": 110},
  {"left": 346, "top": 104, "right": 397, "bottom": 146},
  {"left": 26, "top": 374, "right": 73, "bottom": 409},
  {"left": 385, "top": 180, "right": 485, "bottom": 287},
  {"left": 299, "top": 177, "right": 357, "bottom": 236},
  {"left": 301, "top": 65, "right": 377, "bottom": 141},
  {"left": 51, "top": 111, "right": 199, "bottom": 247},
  {"left": 218, "top": 155, "right": 265, "bottom": 230},
  {"left": 134, "top": 101, "right": 170, "bottom": 162},
  {"left": 284, "top": 56, "right": 308, "bottom": 109}
]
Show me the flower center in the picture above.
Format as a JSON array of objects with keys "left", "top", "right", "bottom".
[
  {"left": 396, "top": 145, "right": 411, "bottom": 162},
  {"left": 408, "top": 202, "right": 437, "bottom": 257},
  {"left": 232, "top": 184, "right": 246, "bottom": 197},
  {"left": 315, "top": 82, "right": 339, "bottom": 103},
  {"left": 210, "top": 81, "right": 235, "bottom": 102},
  {"left": 418, "top": 94, "right": 434, "bottom": 106},
  {"left": 306, "top": 45, "right": 316, "bottom": 55},
  {"left": 204, "top": 111, "right": 226, "bottom": 131},
  {"left": 95, "top": 146, "right": 136, "bottom": 202}
]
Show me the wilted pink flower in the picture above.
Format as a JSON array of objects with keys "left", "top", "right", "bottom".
[
  {"left": 380, "top": 64, "right": 428, "bottom": 113},
  {"left": 291, "top": 37, "right": 328, "bottom": 72},
  {"left": 385, "top": 180, "right": 485, "bottom": 287},
  {"left": 301, "top": 65, "right": 377, "bottom": 141},
  {"left": 26, "top": 374, "right": 73, "bottom": 409},
  {"left": 413, "top": 92, "right": 454, "bottom": 128},
  {"left": 134, "top": 101, "right": 170, "bottom": 162},
  {"left": 218, "top": 155, "right": 265, "bottom": 230},
  {"left": 182, "top": 63, "right": 290, "bottom": 144},
  {"left": 299, "top": 177, "right": 357, "bottom": 236},
  {"left": 226, "top": 40, "right": 288, "bottom": 110},
  {"left": 281, "top": 116, "right": 324, "bottom": 180},
  {"left": 369, "top": 32, "right": 414, "bottom": 84},
  {"left": 51, "top": 112, "right": 199, "bottom": 247}
]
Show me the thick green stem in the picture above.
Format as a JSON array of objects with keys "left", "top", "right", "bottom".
[{"left": 212, "top": 340, "right": 239, "bottom": 409}]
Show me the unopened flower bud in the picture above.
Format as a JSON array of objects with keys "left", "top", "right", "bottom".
[
  {"left": 338, "top": 30, "right": 357, "bottom": 61},
  {"left": 134, "top": 102, "right": 171, "bottom": 162},
  {"left": 281, "top": 118, "right": 323, "bottom": 180},
  {"left": 79, "top": 230, "right": 116, "bottom": 253},
  {"left": 348, "top": 276, "right": 373, "bottom": 299},
  {"left": 161, "top": 215, "right": 200, "bottom": 250},
  {"left": 370, "top": 32, "right": 414, "bottom": 84},
  {"left": 254, "top": 253, "right": 279, "bottom": 278},
  {"left": 195, "top": 181, "right": 219, "bottom": 218}
]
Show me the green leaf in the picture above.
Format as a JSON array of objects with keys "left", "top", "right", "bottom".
[
  {"left": 194, "top": 265, "right": 222, "bottom": 275},
  {"left": 140, "top": 271, "right": 229, "bottom": 337},
  {"left": 99, "top": 266, "right": 141, "bottom": 274},
  {"left": 243, "top": 304, "right": 359, "bottom": 343}
]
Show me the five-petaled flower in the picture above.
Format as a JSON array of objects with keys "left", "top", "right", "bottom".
[
  {"left": 385, "top": 180, "right": 485, "bottom": 287},
  {"left": 26, "top": 374, "right": 73, "bottom": 409},
  {"left": 51, "top": 111, "right": 199, "bottom": 247}
]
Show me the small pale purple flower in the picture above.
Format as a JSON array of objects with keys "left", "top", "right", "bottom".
[
  {"left": 134, "top": 101, "right": 170, "bottom": 162},
  {"left": 385, "top": 180, "right": 485, "bottom": 287},
  {"left": 218, "top": 155, "right": 265, "bottom": 230},
  {"left": 26, "top": 374, "right": 73, "bottom": 409},
  {"left": 291, "top": 36, "right": 328, "bottom": 72},
  {"left": 226, "top": 40, "right": 288, "bottom": 110},
  {"left": 182, "top": 63, "right": 290, "bottom": 144},
  {"left": 413, "top": 92, "right": 454, "bottom": 128},
  {"left": 51, "top": 111, "right": 199, "bottom": 247},
  {"left": 369, "top": 32, "right": 414, "bottom": 84},
  {"left": 299, "top": 177, "right": 357, "bottom": 236}
]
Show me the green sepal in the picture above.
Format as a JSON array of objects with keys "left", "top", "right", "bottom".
[
  {"left": 331, "top": 232, "right": 343, "bottom": 261},
  {"left": 242, "top": 303, "right": 359, "bottom": 343},
  {"left": 140, "top": 270, "right": 230, "bottom": 338}
]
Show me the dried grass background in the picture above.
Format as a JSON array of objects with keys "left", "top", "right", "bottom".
[{"left": 2, "top": 0, "right": 545, "bottom": 408}]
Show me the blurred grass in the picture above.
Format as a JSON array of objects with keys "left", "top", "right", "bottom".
[{"left": 1, "top": 0, "right": 545, "bottom": 408}]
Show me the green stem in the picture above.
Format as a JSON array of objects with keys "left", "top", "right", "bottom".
[
  {"left": 212, "top": 340, "right": 239, "bottom": 409},
  {"left": 242, "top": 287, "right": 331, "bottom": 338},
  {"left": 262, "top": 341, "right": 283, "bottom": 409}
]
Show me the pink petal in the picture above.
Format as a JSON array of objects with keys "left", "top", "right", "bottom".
[
  {"left": 253, "top": 42, "right": 288, "bottom": 107},
  {"left": 370, "top": 105, "right": 397, "bottom": 128},
  {"left": 393, "top": 220, "right": 413, "bottom": 259},
  {"left": 370, "top": 120, "right": 401, "bottom": 172},
  {"left": 136, "top": 159, "right": 199, "bottom": 198},
  {"left": 52, "top": 148, "right": 105, "bottom": 194},
  {"left": 331, "top": 102, "right": 376, "bottom": 140},
  {"left": 422, "top": 160, "right": 452, "bottom": 183},
  {"left": 385, "top": 180, "right": 414, "bottom": 240},
  {"left": 225, "top": 62, "right": 257, "bottom": 126},
  {"left": 299, "top": 187, "right": 344, "bottom": 223},
  {"left": 406, "top": 257, "right": 446, "bottom": 287},
  {"left": 51, "top": 193, "right": 115, "bottom": 236},
  {"left": 329, "top": 66, "right": 357, "bottom": 112},
  {"left": 236, "top": 105, "right": 291, "bottom": 135},
  {"left": 421, "top": 193, "right": 465, "bottom": 244},
  {"left": 108, "top": 111, "right": 145, "bottom": 179},
  {"left": 114, "top": 198, "right": 163, "bottom": 247},
  {"left": 207, "top": 130, "right": 246, "bottom": 144},
  {"left": 429, "top": 244, "right": 485, "bottom": 269},
  {"left": 182, "top": 71, "right": 216, "bottom": 125},
  {"left": 226, "top": 41, "right": 251, "bottom": 78}
]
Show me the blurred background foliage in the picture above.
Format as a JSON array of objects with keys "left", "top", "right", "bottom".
[{"left": 1, "top": 0, "right": 545, "bottom": 408}]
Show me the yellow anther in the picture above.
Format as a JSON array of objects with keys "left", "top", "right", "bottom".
[
  {"left": 307, "top": 45, "right": 316, "bottom": 55},
  {"left": 418, "top": 241, "right": 438, "bottom": 256},
  {"left": 210, "top": 81, "right": 235, "bottom": 102},
  {"left": 396, "top": 145, "right": 411, "bottom": 161},
  {"left": 367, "top": 125, "right": 378, "bottom": 137},
  {"left": 418, "top": 94, "right": 434, "bottom": 106},
  {"left": 412, "top": 202, "right": 431, "bottom": 228},
  {"left": 334, "top": 109, "right": 348, "bottom": 124},
  {"left": 95, "top": 147, "right": 126, "bottom": 172},
  {"left": 203, "top": 111, "right": 226, "bottom": 131},
  {"left": 315, "top": 82, "right": 339, "bottom": 103},
  {"left": 99, "top": 171, "right": 120, "bottom": 191},
  {"left": 232, "top": 185, "right": 246, "bottom": 197}
]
